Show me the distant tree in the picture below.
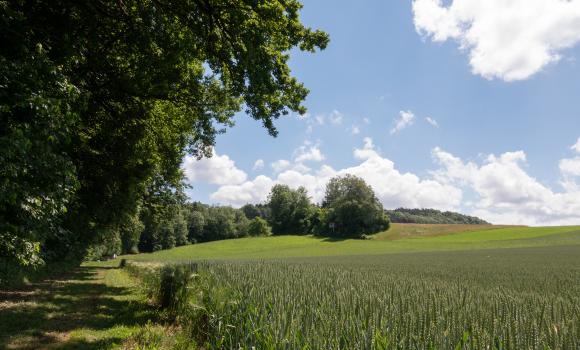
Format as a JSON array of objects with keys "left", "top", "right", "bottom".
[
  {"left": 241, "top": 203, "right": 271, "bottom": 220},
  {"left": 267, "top": 185, "right": 312, "bottom": 235},
  {"left": 248, "top": 217, "right": 273, "bottom": 237},
  {"left": 187, "top": 210, "right": 206, "bottom": 243},
  {"left": 322, "top": 175, "right": 389, "bottom": 238},
  {"left": 203, "top": 206, "right": 249, "bottom": 241},
  {"left": 385, "top": 208, "right": 490, "bottom": 225}
]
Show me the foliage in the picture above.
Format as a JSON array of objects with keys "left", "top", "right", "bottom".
[
  {"left": 386, "top": 208, "right": 490, "bottom": 224},
  {"left": 1, "top": 0, "right": 327, "bottom": 269},
  {"left": 203, "top": 206, "right": 249, "bottom": 241},
  {"left": 267, "top": 184, "right": 313, "bottom": 235},
  {"left": 247, "top": 217, "right": 272, "bottom": 237},
  {"left": 138, "top": 183, "right": 189, "bottom": 253},
  {"left": 321, "top": 175, "right": 390, "bottom": 237},
  {"left": 241, "top": 203, "right": 271, "bottom": 220}
]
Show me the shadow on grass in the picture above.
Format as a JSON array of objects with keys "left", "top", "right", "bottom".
[
  {"left": 0, "top": 266, "right": 156, "bottom": 349},
  {"left": 319, "top": 236, "right": 350, "bottom": 242}
]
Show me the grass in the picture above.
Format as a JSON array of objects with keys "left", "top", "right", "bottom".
[
  {"left": 0, "top": 264, "right": 187, "bottom": 350},
  {"left": 123, "top": 224, "right": 580, "bottom": 262},
  {"left": 371, "top": 223, "right": 516, "bottom": 240}
]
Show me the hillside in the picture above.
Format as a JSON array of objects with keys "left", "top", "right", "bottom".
[
  {"left": 386, "top": 208, "right": 490, "bottom": 224},
  {"left": 123, "top": 224, "right": 580, "bottom": 262}
]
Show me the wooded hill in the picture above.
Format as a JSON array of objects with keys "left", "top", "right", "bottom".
[{"left": 385, "top": 208, "right": 490, "bottom": 225}]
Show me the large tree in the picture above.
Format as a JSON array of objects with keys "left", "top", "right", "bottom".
[
  {"left": 0, "top": 0, "right": 328, "bottom": 273},
  {"left": 322, "top": 175, "right": 390, "bottom": 238},
  {"left": 267, "top": 184, "right": 312, "bottom": 235}
]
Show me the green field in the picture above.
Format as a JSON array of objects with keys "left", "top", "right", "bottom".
[
  {"left": 112, "top": 224, "right": 580, "bottom": 349},
  {"left": 5, "top": 225, "right": 578, "bottom": 349},
  {"left": 124, "top": 224, "right": 580, "bottom": 261}
]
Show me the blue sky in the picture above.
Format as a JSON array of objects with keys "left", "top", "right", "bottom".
[{"left": 184, "top": 0, "right": 580, "bottom": 225}]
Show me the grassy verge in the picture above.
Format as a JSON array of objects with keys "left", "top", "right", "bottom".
[{"left": 0, "top": 263, "right": 192, "bottom": 349}]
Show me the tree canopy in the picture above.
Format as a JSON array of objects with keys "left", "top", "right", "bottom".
[
  {"left": 0, "top": 0, "right": 327, "bottom": 275},
  {"left": 322, "top": 175, "right": 390, "bottom": 238},
  {"left": 267, "top": 184, "right": 313, "bottom": 235}
]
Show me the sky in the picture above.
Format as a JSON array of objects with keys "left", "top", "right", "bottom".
[{"left": 183, "top": 0, "right": 580, "bottom": 226}]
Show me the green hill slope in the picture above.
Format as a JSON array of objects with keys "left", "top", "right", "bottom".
[{"left": 124, "top": 224, "right": 580, "bottom": 262}]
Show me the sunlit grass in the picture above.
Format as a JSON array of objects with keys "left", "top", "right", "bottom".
[{"left": 123, "top": 225, "right": 580, "bottom": 262}]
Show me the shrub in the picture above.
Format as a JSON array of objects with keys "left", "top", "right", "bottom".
[{"left": 247, "top": 217, "right": 272, "bottom": 236}]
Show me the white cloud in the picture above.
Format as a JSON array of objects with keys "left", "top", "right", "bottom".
[
  {"left": 271, "top": 159, "right": 291, "bottom": 173},
  {"left": 211, "top": 175, "right": 274, "bottom": 206},
  {"left": 559, "top": 138, "right": 580, "bottom": 177},
  {"left": 211, "top": 138, "right": 462, "bottom": 211},
  {"left": 571, "top": 137, "right": 580, "bottom": 153},
  {"left": 294, "top": 144, "right": 325, "bottom": 163},
  {"left": 559, "top": 158, "right": 580, "bottom": 177},
  {"left": 426, "top": 117, "right": 439, "bottom": 127},
  {"left": 413, "top": 0, "right": 580, "bottom": 81},
  {"left": 350, "top": 125, "right": 361, "bottom": 135},
  {"left": 253, "top": 159, "right": 264, "bottom": 171},
  {"left": 183, "top": 150, "right": 247, "bottom": 185},
  {"left": 203, "top": 137, "right": 580, "bottom": 226},
  {"left": 432, "top": 146, "right": 580, "bottom": 225},
  {"left": 363, "top": 117, "right": 371, "bottom": 124},
  {"left": 390, "top": 110, "right": 415, "bottom": 134},
  {"left": 329, "top": 110, "right": 344, "bottom": 125}
]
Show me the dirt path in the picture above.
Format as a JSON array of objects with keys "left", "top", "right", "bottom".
[{"left": 0, "top": 266, "right": 151, "bottom": 349}]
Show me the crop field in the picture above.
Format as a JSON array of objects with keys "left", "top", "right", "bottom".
[
  {"left": 117, "top": 225, "right": 580, "bottom": 349},
  {"left": 129, "top": 245, "right": 580, "bottom": 349}
]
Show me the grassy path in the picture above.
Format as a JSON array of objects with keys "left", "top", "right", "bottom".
[{"left": 0, "top": 266, "right": 155, "bottom": 349}]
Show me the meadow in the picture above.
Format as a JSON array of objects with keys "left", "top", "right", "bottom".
[
  {"left": 120, "top": 225, "right": 580, "bottom": 349},
  {"left": 125, "top": 224, "right": 580, "bottom": 261}
]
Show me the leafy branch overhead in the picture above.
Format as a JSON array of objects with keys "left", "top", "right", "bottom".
[{"left": 0, "top": 0, "right": 328, "bottom": 274}]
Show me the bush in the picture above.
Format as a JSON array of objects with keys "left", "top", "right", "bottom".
[{"left": 247, "top": 217, "right": 272, "bottom": 236}]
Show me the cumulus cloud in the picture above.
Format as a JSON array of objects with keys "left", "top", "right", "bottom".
[
  {"left": 211, "top": 175, "right": 275, "bottom": 206},
  {"left": 199, "top": 137, "right": 580, "bottom": 226},
  {"left": 390, "top": 110, "right": 415, "bottom": 134},
  {"left": 294, "top": 144, "right": 325, "bottom": 163},
  {"left": 571, "top": 137, "right": 580, "bottom": 153},
  {"left": 413, "top": 0, "right": 580, "bottom": 81},
  {"left": 253, "top": 159, "right": 264, "bottom": 171},
  {"left": 211, "top": 138, "right": 462, "bottom": 210},
  {"left": 426, "top": 117, "right": 439, "bottom": 127},
  {"left": 432, "top": 146, "right": 580, "bottom": 225},
  {"left": 183, "top": 150, "right": 247, "bottom": 185},
  {"left": 559, "top": 138, "right": 580, "bottom": 178},
  {"left": 271, "top": 159, "right": 291, "bottom": 173},
  {"left": 350, "top": 125, "right": 361, "bottom": 135},
  {"left": 559, "top": 158, "right": 580, "bottom": 177}
]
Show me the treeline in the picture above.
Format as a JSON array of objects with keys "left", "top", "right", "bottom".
[
  {"left": 385, "top": 208, "right": 490, "bottom": 225},
  {"left": 90, "top": 175, "right": 390, "bottom": 258}
]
